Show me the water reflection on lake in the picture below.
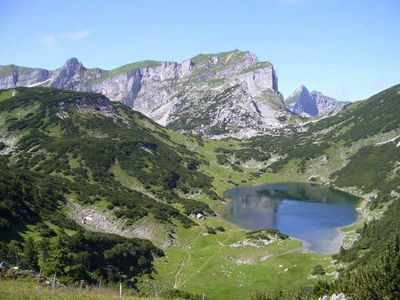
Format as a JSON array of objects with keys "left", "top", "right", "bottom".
[{"left": 224, "top": 183, "right": 359, "bottom": 254}]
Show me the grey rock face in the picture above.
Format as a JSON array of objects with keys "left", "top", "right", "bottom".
[
  {"left": 309, "top": 90, "right": 349, "bottom": 116},
  {"left": 318, "top": 293, "right": 347, "bottom": 300},
  {"left": 0, "top": 50, "right": 297, "bottom": 138},
  {"left": 285, "top": 85, "right": 348, "bottom": 117},
  {"left": 0, "top": 65, "right": 50, "bottom": 89}
]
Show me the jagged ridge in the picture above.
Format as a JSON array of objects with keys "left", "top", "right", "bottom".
[
  {"left": 285, "top": 85, "right": 349, "bottom": 117},
  {"left": 0, "top": 50, "right": 297, "bottom": 139}
]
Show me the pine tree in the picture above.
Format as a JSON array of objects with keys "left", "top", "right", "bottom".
[{"left": 21, "top": 238, "right": 38, "bottom": 270}]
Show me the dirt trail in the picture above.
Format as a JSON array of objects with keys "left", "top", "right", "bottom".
[
  {"left": 173, "top": 230, "right": 203, "bottom": 289},
  {"left": 178, "top": 235, "right": 231, "bottom": 288}
]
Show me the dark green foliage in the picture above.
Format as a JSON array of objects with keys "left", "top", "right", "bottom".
[
  {"left": 313, "top": 234, "right": 400, "bottom": 300},
  {"left": 0, "top": 157, "right": 66, "bottom": 239},
  {"left": 187, "top": 160, "right": 199, "bottom": 170},
  {"left": 0, "top": 87, "right": 216, "bottom": 226},
  {"left": 333, "top": 143, "right": 400, "bottom": 194},
  {"left": 165, "top": 172, "right": 180, "bottom": 189},
  {"left": 1, "top": 240, "right": 22, "bottom": 267},
  {"left": 337, "top": 199, "right": 400, "bottom": 269},
  {"left": 0, "top": 217, "right": 10, "bottom": 230},
  {"left": 32, "top": 230, "right": 163, "bottom": 285},
  {"left": 160, "top": 288, "right": 204, "bottom": 300},
  {"left": 244, "top": 84, "right": 400, "bottom": 174},
  {"left": 0, "top": 157, "right": 163, "bottom": 285},
  {"left": 0, "top": 87, "right": 220, "bottom": 286},
  {"left": 206, "top": 227, "right": 217, "bottom": 235},
  {"left": 301, "top": 84, "right": 400, "bottom": 143},
  {"left": 231, "top": 164, "right": 243, "bottom": 172},
  {"left": 215, "top": 146, "right": 271, "bottom": 165},
  {"left": 312, "top": 265, "right": 325, "bottom": 276},
  {"left": 37, "top": 223, "right": 57, "bottom": 238},
  {"left": 337, "top": 233, "right": 400, "bottom": 300},
  {"left": 215, "top": 226, "right": 225, "bottom": 232},
  {"left": 251, "top": 287, "right": 311, "bottom": 300},
  {"left": 20, "top": 237, "right": 38, "bottom": 270},
  {"left": 216, "top": 153, "right": 229, "bottom": 165},
  {"left": 246, "top": 229, "right": 288, "bottom": 240}
]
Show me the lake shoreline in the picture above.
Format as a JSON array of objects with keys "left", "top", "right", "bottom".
[{"left": 223, "top": 182, "right": 359, "bottom": 256}]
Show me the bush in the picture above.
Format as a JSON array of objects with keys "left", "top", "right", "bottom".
[
  {"left": 206, "top": 227, "right": 216, "bottom": 235},
  {"left": 215, "top": 226, "right": 225, "bottom": 232},
  {"left": 0, "top": 218, "right": 10, "bottom": 231},
  {"left": 312, "top": 265, "right": 326, "bottom": 276},
  {"left": 161, "top": 288, "right": 203, "bottom": 300}
]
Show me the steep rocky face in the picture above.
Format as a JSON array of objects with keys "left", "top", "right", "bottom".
[
  {"left": 309, "top": 91, "right": 349, "bottom": 116},
  {"left": 0, "top": 65, "right": 50, "bottom": 88},
  {"left": 0, "top": 50, "right": 296, "bottom": 138},
  {"left": 49, "top": 57, "right": 90, "bottom": 90},
  {"left": 285, "top": 85, "right": 317, "bottom": 116},
  {"left": 285, "top": 85, "right": 348, "bottom": 117}
]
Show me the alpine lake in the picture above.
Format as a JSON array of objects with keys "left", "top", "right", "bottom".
[{"left": 224, "top": 182, "right": 359, "bottom": 254}]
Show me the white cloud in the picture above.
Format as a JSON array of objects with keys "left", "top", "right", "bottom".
[
  {"left": 65, "top": 30, "right": 91, "bottom": 40},
  {"left": 40, "top": 30, "right": 91, "bottom": 46}
]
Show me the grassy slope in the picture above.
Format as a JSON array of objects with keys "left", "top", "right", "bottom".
[
  {"left": 1, "top": 84, "right": 399, "bottom": 299},
  {"left": 0, "top": 87, "right": 217, "bottom": 225},
  {"left": 145, "top": 135, "right": 336, "bottom": 299},
  {"left": 151, "top": 84, "right": 400, "bottom": 299},
  {"left": 0, "top": 279, "right": 153, "bottom": 300},
  {"left": 149, "top": 219, "right": 330, "bottom": 300}
]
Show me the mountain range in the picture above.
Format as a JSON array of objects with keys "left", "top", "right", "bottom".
[
  {"left": 0, "top": 50, "right": 346, "bottom": 138},
  {"left": 0, "top": 80, "right": 399, "bottom": 299},
  {"left": 285, "top": 85, "right": 349, "bottom": 117},
  {"left": 2, "top": 50, "right": 398, "bottom": 300}
]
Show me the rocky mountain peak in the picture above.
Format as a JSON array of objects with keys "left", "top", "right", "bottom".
[
  {"left": 285, "top": 85, "right": 348, "bottom": 117},
  {"left": 62, "top": 57, "right": 85, "bottom": 73},
  {"left": 64, "top": 57, "right": 80, "bottom": 66},
  {"left": 294, "top": 84, "right": 309, "bottom": 94},
  {"left": 0, "top": 50, "right": 295, "bottom": 138},
  {"left": 292, "top": 85, "right": 317, "bottom": 116},
  {"left": 49, "top": 57, "right": 86, "bottom": 90}
]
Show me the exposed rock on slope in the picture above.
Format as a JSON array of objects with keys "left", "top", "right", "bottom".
[
  {"left": 0, "top": 50, "right": 296, "bottom": 138},
  {"left": 285, "top": 85, "right": 348, "bottom": 117}
]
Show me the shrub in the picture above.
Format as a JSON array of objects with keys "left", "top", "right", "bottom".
[
  {"left": 215, "top": 226, "right": 225, "bottom": 232},
  {"left": 312, "top": 265, "right": 326, "bottom": 276},
  {"left": 206, "top": 227, "right": 216, "bottom": 235}
]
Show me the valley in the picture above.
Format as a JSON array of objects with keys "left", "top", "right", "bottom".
[
  {"left": 2, "top": 0, "right": 400, "bottom": 297},
  {"left": 0, "top": 78, "right": 399, "bottom": 300}
]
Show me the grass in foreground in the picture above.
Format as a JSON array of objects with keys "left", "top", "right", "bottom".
[
  {"left": 0, "top": 279, "right": 152, "bottom": 300},
  {"left": 146, "top": 217, "right": 333, "bottom": 300}
]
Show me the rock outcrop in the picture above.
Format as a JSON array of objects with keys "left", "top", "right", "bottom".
[
  {"left": 285, "top": 85, "right": 348, "bottom": 117},
  {"left": 0, "top": 50, "right": 297, "bottom": 138},
  {"left": 318, "top": 293, "right": 347, "bottom": 300}
]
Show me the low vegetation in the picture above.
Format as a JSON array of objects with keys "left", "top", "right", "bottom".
[{"left": 0, "top": 83, "right": 399, "bottom": 299}]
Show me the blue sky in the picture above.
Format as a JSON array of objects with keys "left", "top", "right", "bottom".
[{"left": 1, "top": 0, "right": 399, "bottom": 100}]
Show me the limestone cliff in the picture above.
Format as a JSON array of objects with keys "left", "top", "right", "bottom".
[{"left": 0, "top": 50, "right": 297, "bottom": 138}]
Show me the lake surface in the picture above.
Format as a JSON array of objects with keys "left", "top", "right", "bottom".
[{"left": 224, "top": 182, "right": 359, "bottom": 254}]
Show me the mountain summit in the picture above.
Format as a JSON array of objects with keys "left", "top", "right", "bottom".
[
  {"left": 0, "top": 50, "right": 297, "bottom": 138},
  {"left": 285, "top": 85, "right": 348, "bottom": 117}
]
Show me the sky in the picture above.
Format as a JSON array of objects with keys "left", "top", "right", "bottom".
[{"left": 0, "top": 0, "right": 399, "bottom": 100}]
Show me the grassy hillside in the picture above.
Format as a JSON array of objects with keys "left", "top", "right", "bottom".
[
  {"left": 0, "top": 84, "right": 399, "bottom": 299},
  {"left": 207, "top": 84, "right": 400, "bottom": 299},
  {"left": 0, "top": 87, "right": 219, "bottom": 225},
  {"left": 0, "top": 279, "right": 156, "bottom": 300},
  {"left": 0, "top": 87, "right": 223, "bottom": 291}
]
